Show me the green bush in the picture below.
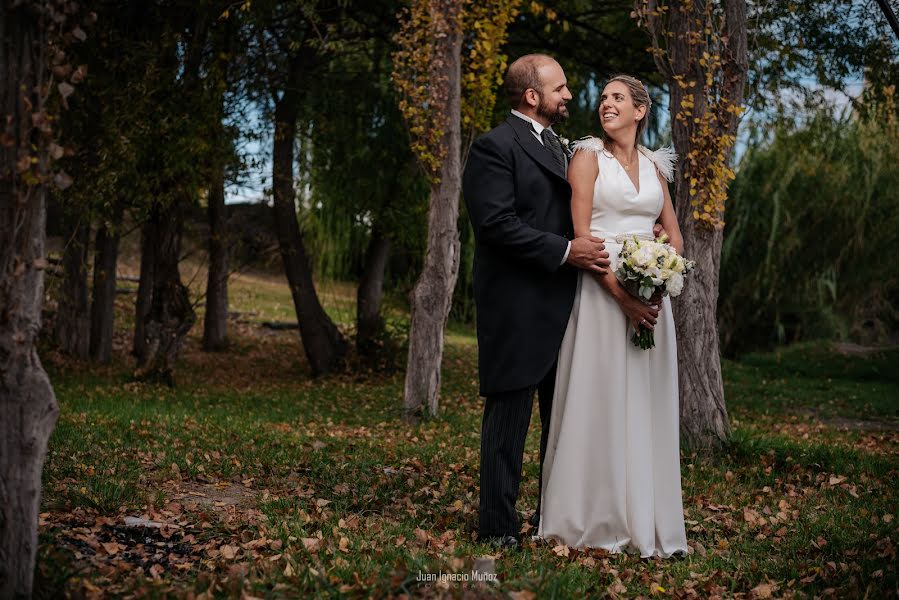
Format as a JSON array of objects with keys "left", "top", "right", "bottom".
[{"left": 720, "top": 92, "right": 899, "bottom": 355}]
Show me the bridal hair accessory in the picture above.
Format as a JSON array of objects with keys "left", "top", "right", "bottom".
[{"left": 569, "top": 137, "right": 677, "bottom": 182}]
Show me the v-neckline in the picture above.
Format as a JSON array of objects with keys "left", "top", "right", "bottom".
[{"left": 612, "top": 151, "right": 641, "bottom": 196}]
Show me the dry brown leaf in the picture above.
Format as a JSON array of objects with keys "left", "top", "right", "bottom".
[
  {"left": 101, "top": 542, "right": 121, "bottom": 555},
  {"left": 750, "top": 582, "right": 777, "bottom": 598},
  {"left": 302, "top": 538, "right": 321, "bottom": 552},
  {"left": 608, "top": 580, "right": 627, "bottom": 594}
]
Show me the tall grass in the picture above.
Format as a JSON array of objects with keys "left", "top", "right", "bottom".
[{"left": 719, "top": 92, "right": 899, "bottom": 355}]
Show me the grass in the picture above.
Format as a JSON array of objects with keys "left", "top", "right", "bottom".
[{"left": 33, "top": 264, "right": 898, "bottom": 598}]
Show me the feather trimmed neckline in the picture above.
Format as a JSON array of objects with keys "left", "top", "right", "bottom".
[{"left": 570, "top": 136, "right": 677, "bottom": 183}]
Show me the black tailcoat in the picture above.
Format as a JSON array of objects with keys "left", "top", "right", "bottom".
[{"left": 462, "top": 114, "right": 577, "bottom": 396}]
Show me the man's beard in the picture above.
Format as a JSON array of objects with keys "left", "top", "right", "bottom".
[{"left": 536, "top": 94, "right": 569, "bottom": 125}]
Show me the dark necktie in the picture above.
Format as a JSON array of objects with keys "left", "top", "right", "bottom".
[{"left": 540, "top": 127, "right": 566, "bottom": 173}]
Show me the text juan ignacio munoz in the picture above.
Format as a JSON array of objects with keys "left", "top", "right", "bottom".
[{"left": 416, "top": 569, "right": 497, "bottom": 583}]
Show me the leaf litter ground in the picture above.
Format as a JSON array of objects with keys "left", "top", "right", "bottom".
[{"left": 33, "top": 269, "right": 898, "bottom": 598}]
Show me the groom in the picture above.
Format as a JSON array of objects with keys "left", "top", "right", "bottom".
[{"left": 462, "top": 54, "right": 611, "bottom": 548}]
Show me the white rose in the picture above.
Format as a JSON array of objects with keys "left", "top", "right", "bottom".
[
  {"left": 632, "top": 246, "right": 655, "bottom": 268},
  {"left": 666, "top": 271, "right": 684, "bottom": 296}
]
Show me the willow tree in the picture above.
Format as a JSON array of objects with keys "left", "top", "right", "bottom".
[
  {"left": 394, "top": 0, "right": 520, "bottom": 418},
  {"left": 633, "top": 0, "right": 748, "bottom": 450}
]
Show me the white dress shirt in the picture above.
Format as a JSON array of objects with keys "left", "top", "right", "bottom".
[{"left": 510, "top": 110, "right": 571, "bottom": 265}]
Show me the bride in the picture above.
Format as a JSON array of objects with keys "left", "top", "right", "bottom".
[{"left": 537, "top": 74, "right": 689, "bottom": 558}]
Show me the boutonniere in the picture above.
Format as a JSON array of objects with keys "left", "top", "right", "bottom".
[{"left": 559, "top": 136, "right": 572, "bottom": 157}]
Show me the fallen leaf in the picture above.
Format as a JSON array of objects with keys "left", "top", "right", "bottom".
[
  {"left": 750, "top": 582, "right": 777, "bottom": 598},
  {"left": 102, "top": 542, "right": 121, "bottom": 555},
  {"left": 302, "top": 538, "right": 320, "bottom": 552},
  {"left": 608, "top": 580, "right": 627, "bottom": 594}
]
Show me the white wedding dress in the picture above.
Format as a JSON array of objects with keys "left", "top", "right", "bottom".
[{"left": 537, "top": 137, "right": 689, "bottom": 558}]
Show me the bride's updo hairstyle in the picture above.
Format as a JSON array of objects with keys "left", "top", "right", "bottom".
[{"left": 599, "top": 74, "right": 652, "bottom": 145}]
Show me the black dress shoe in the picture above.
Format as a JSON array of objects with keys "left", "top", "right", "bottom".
[
  {"left": 484, "top": 534, "right": 520, "bottom": 549},
  {"left": 527, "top": 512, "right": 540, "bottom": 529}
]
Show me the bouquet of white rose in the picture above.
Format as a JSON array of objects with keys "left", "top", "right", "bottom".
[{"left": 615, "top": 235, "right": 696, "bottom": 349}]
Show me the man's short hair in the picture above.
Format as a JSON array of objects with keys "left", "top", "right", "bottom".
[{"left": 504, "top": 54, "right": 556, "bottom": 109}]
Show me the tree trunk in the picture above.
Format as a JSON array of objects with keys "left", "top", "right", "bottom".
[
  {"left": 658, "top": 0, "right": 748, "bottom": 451},
  {"left": 672, "top": 221, "right": 730, "bottom": 450},
  {"left": 132, "top": 217, "right": 155, "bottom": 360},
  {"left": 133, "top": 202, "right": 196, "bottom": 385},
  {"left": 0, "top": 5, "right": 60, "bottom": 598},
  {"left": 271, "top": 59, "right": 346, "bottom": 376},
  {"left": 89, "top": 209, "right": 122, "bottom": 363},
  {"left": 132, "top": 9, "right": 206, "bottom": 368},
  {"left": 202, "top": 169, "right": 228, "bottom": 351},
  {"left": 55, "top": 216, "right": 91, "bottom": 358},
  {"left": 356, "top": 225, "right": 391, "bottom": 357},
  {"left": 403, "top": 3, "right": 463, "bottom": 418}
]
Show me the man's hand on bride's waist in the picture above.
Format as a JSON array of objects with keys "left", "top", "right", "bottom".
[{"left": 566, "top": 235, "right": 611, "bottom": 274}]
